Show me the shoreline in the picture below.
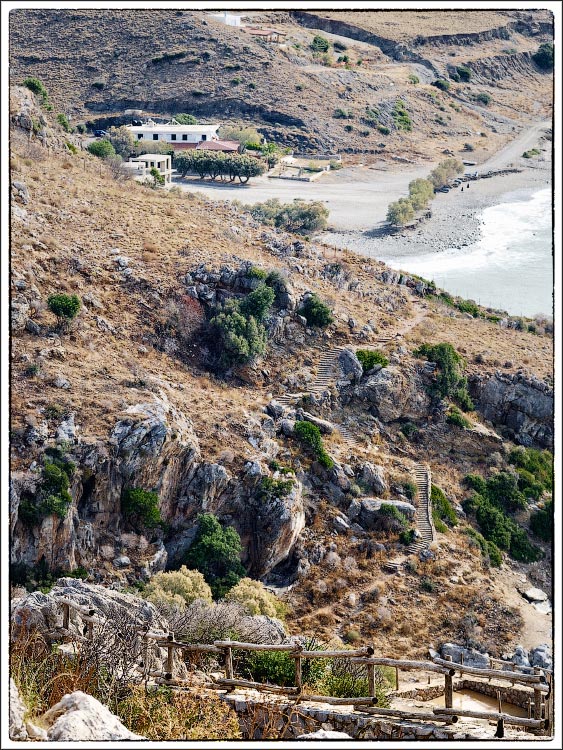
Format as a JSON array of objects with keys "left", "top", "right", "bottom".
[{"left": 322, "top": 161, "right": 551, "bottom": 260}]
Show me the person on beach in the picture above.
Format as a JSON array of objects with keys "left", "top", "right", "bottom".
[{"left": 461, "top": 186, "right": 464, "bottom": 192}]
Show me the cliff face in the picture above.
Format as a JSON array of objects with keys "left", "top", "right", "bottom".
[
  {"left": 469, "top": 371, "right": 553, "bottom": 448},
  {"left": 10, "top": 395, "right": 305, "bottom": 579}
]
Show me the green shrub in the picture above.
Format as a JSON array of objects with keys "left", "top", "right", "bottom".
[
  {"left": 47, "top": 293, "right": 81, "bottom": 325},
  {"left": 106, "top": 125, "right": 135, "bottom": 158},
  {"left": 484, "top": 471, "right": 526, "bottom": 512},
  {"left": 150, "top": 167, "right": 165, "bottom": 186},
  {"left": 532, "top": 42, "right": 554, "bottom": 70},
  {"left": 56, "top": 113, "right": 71, "bottom": 132},
  {"left": 393, "top": 100, "right": 412, "bottom": 131},
  {"left": 249, "top": 198, "right": 329, "bottom": 234},
  {"left": 400, "top": 423, "right": 419, "bottom": 440},
  {"left": 508, "top": 447, "right": 553, "bottom": 492},
  {"left": 333, "top": 41, "right": 347, "bottom": 52},
  {"left": 145, "top": 567, "right": 212, "bottom": 610},
  {"left": 408, "top": 178, "right": 434, "bottom": 210},
  {"left": 432, "top": 79, "right": 451, "bottom": 91},
  {"left": 23, "top": 77, "right": 49, "bottom": 104},
  {"left": 87, "top": 139, "right": 116, "bottom": 158},
  {"left": 356, "top": 349, "right": 389, "bottom": 373},
  {"left": 399, "top": 528, "right": 416, "bottom": 545},
  {"left": 428, "top": 158, "right": 464, "bottom": 189},
  {"left": 523, "top": 149, "right": 541, "bottom": 159},
  {"left": 387, "top": 197, "right": 415, "bottom": 225},
  {"left": 333, "top": 108, "right": 353, "bottom": 119},
  {"left": 311, "top": 35, "right": 330, "bottom": 52},
  {"left": 530, "top": 500, "right": 553, "bottom": 542},
  {"left": 414, "top": 342, "right": 471, "bottom": 406},
  {"left": 487, "top": 541, "right": 503, "bottom": 567},
  {"left": 475, "top": 92, "right": 491, "bottom": 105},
  {"left": 456, "top": 65, "right": 472, "bottom": 82},
  {"left": 298, "top": 294, "right": 333, "bottom": 328},
  {"left": 225, "top": 578, "right": 286, "bottom": 618},
  {"left": 420, "top": 577, "right": 437, "bottom": 593},
  {"left": 265, "top": 270, "right": 289, "bottom": 306},
  {"left": 408, "top": 73, "right": 419, "bottom": 84},
  {"left": 447, "top": 406, "right": 471, "bottom": 428},
  {"left": 19, "top": 452, "right": 75, "bottom": 526},
  {"left": 293, "top": 421, "right": 334, "bottom": 469},
  {"left": 208, "top": 301, "right": 267, "bottom": 369},
  {"left": 121, "top": 487, "right": 162, "bottom": 530},
  {"left": 174, "top": 113, "right": 198, "bottom": 124},
  {"left": 239, "top": 284, "right": 275, "bottom": 322},
  {"left": 183, "top": 514, "right": 245, "bottom": 599},
  {"left": 65, "top": 141, "right": 78, "bottom": 155},
  {"left": 455, "top": 298, "right": 481, "bottom": 317},
  {"left": 433, "top": 517, "right": 448, "bottom": 533},
  {"left": 401, "top": 479, "right": 418, "bottom": 500},
  {"left": 378, "top": 125, "right": 390, "bottom": 135},
  {"left": 509, "top": 526, "right": 543, "bottom": 563},
  {"left": 378, "top": 503, "right": 410, "bottom": 532},
  {"left": 257, "top": 476, "right": 294, "bottom": 503},
  {"left": 247, "top": 266, "right": 267, "bottom": 280},
  {"left": 91, "top": 81, "right": 105, "bottom": 90},
  {"left": 431, "top": 485, "right": 458, "bottom": 527},
  {"left": 10, "top": 560, "right": 88, "bottom": 593}
]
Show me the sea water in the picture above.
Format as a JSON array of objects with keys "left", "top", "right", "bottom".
[{"left": 382, "top": 188, "right": 553, "bottom": 318}]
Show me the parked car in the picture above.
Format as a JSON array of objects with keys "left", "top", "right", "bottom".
[{"left": 94, "top": 129, "right": 107, "bottom": 138}]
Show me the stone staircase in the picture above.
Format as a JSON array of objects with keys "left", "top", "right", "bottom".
[{"left": 407, "top": 464, "right": 435, "bottom": 555}]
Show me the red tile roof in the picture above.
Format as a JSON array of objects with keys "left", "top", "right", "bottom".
[{"left": 196, "top": 139, "right": 240, "bottom": 152}]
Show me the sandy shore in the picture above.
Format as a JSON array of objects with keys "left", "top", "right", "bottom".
[{"left": 323, "top": 159, "right": 551, "bottom": 260}]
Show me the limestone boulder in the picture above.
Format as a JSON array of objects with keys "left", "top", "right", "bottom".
[
  {"left": 9, "top": 679, "right": 28, "bottom": 741},
  {"left": 338, "top": 348, "right": 363, "bottom": 383},
  {"left": 298, "top": 729, "right": 352, "bottom": 739},
  {"left": 41, "top": 692, "right": 145, "bottom": 741},
  {"left": 358, "top": 462, "right": 388, "bottom": 495},
  {"left": 354, "top": 365, "right": 431, "bottom": 422},
  {"left": 359, "top": 498, "right": 416, "bottom": 530},
  {"left": 440, "top": 643, "right": 490, "bottom": 669}
]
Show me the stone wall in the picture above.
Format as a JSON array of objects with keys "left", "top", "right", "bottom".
[{"left": 219, "top": 693, "right": 475, "bottom": 740}]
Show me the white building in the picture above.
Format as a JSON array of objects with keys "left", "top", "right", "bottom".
[
  {"left": 126, "top": 119, "right": 220, "bottom": 149},
  {"left": 209, "top": 11, "right": 242, "bottom": 27},
  {"left": 126, "top": 154, "right": 173, "bottom": 184}
]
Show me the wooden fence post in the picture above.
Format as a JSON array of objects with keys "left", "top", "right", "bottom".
[
  {"left": 395, "top": 667, "right": 399, "bottom": 691},
  {"left": 444, "top": 655, "right": 453, "bottom": 709},
  {"left": 533, "top": 667, "right": 542, "bottom": 721},
  {"left": 165, "top": 632, "right": 174, "bottom": 680},
  {"left": 62, "top": 602, "right": 70, "bottom": 630},
  {"left": 225, "top": 647, "right": 233, "bottom": 680},
  {"left": 367, "top": 664, "right": 376, "bottom": 698},
  {"left": 294, "top": 646, "right": 303, "bottom": 692}
]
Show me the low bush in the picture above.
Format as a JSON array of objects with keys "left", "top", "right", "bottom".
[
  {"left": 174, "top": 113, "right": 198, "bottom": 124},
  {"left": 243, "top": 649, "right": 296, "bottom": 686},
  {"left": 408, "top": 73, "right": 419, "bottom": 84},
  {"left": 530, "top": 500, "right": 553, "bottom": 542},
  {"left": 456, "top": 65, "right": 472, "bottom": 81},
  {"left": 121, "top": 487, "right": 162, "bottom": 530},
  {"left": 393, "top": 100, "right": 412, "bottom": 131},
  {"left": 87, "top": 139, "right": 116, "bottom": 158},
  {"left": 47, "top": 293, "right": 81, "bottom": 326},
  {"left": 428, "top": 158, "right": 464, "bottom": 189},
  {"left": 387, "top": 197, "right": 414, "bottom": 226},
  {"left": 19, "top": 448, "right": 75, "bottom": 525},
  {"left": 447, "top": 406, "right": 471, "bottom": 428},
  {"left": 249, "top": 198, "right": 329, "bottom": 234},
  {"left": 23, "top": 76, "right": 49, "bottom": 104},
  {"left": 420, "top": 577, "right": 437, "bottom": 593},
  {"left": 56, "top": 113, "right": 71, "bottom": 132},
  {"left": 532, "top": 42, "right": 554, "bottom": 70},
  {"left": 432, "top": 79, "right": 450, "bottom": 91},
  {"left": 183, "top": 514, "right": 246, "bottom": 599},
  {"left": 400, "top": 422, "right": 419, "bottom": 440},
  {"left": 208, "top": 300, "right": 268, "bottom": 369},
  {"left": 414, "top": 342, "right": 472, "bottom": 408},
  {"left": 311, "top": 34, "right": 330, "bottom": 52},
  {"left": 408, "top": 178, "right": 434, "bottom": 210},
  {"left": 431, "top": 485, "right": 458, "bottom": 527},
  {"left": 356, "top": 349, "right": 389, "bottom": 373},
  {"left": 239, "top": 283, "right": 275, "bottom": 322},
  {"left": 265, "top": 270, "right": 290, "bottom": 306},
  {"left": 523, "top": 148, "right": 540, "bottom": 159},
  {"left": 399, "top": 528, "right": 416, "bottom": 545},
  {"left": 298, "top": 294, "right": 333, "bottom": 328},
  {"left": 225, "top": 578, "right": 286, "bottom": 618},
  {"left": 257, "top": 476, "right": 294, "bottom": 502},
  {"left": 475, "top": 92, "right": 491, "bottom": 105},
  {"left": 145, "top": 567, "right": 212, "bottom": 610},
  {"left": 10, "top": 560, "right": 88, "bottom": 593},
  {"left": 293, "top": 420, "right": 334, "bottom": 469},
  {"left": 377, "top": 503, "right": 410, "bottom": 533}
]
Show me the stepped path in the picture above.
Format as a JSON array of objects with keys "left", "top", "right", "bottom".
[{"left": 385, "top": 463, "right": 435, "bottom": 572}]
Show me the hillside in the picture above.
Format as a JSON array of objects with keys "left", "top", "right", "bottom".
[
  {"left": 10, "top": 85, "right": 553, "bottom": 664},
  {"left": 9, "top": 8, "right": 553, "bottom": 158}
]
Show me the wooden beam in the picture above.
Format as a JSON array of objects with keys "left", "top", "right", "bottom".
[
  {"left": 362, "top": 707, "right": 457, "bottom": 724},
  {"left": 351, "top": 657, "right": 449, "bottom": 675},
  {"left": 215, "top": 678, "right": 299, "bottom": 695},
  {"left": 301, "top": 648, "right": 372, "bottom": 659},
  {"left": 224, "top": 647, "right": 233, "bottom": 680},
  {"left": 432, "top": 708, "right": 544, "bottom": 729},
  {"left": 214, "top": 640, "right": 298, "bottom": 652},
  {"left": 432, "top": 657, "right": 548, "bottom": 689}
]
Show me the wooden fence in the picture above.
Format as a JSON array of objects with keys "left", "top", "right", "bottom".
[{"left": 54, "top": 598, "right": 552, "bottom": 733}]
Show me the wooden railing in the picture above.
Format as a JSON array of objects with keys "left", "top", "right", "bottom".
[{"left": 52, "top": 597, "right": 552, "bottom": 733}]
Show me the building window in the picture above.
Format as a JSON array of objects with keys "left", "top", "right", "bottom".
[
  {"left": 137, "top": 134, "right": 143, "bottom": 139},
  {"left": 182, "top": 134, "right": 188, "bottom": 141},
  {"left": 201, "top": 134, "right": 207, "bottom": 141},
  {"left": 171, "top": 134, "right": 176, "bottom": 141},
  {"left": 153, "top": 134, "right": 158, "bottom": 140}
]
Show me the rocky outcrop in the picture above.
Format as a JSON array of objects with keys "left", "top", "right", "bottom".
[
  {"left": 359, "top": 498, "right": 416, "bottom": 530},
  {"left": 469, "top": 371, "right": 553, "bottom": 448},
  {"left": 358, "top": 462, "right": 388, "bottom": 495},
  {"left": 9, "top": 679, "right": 28, "bottom": 741},
  {"left": 11, "top": 394, "right": 303, "bottom": 579},
  {"left": 353, "top": 365, "right": 431, "bottom": 422},
  {"left": 41, "top": 692, "right": 145, "bottom": 741},
  {"left": 438, "top": 643, "right": 489, "bottom": 669}
]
